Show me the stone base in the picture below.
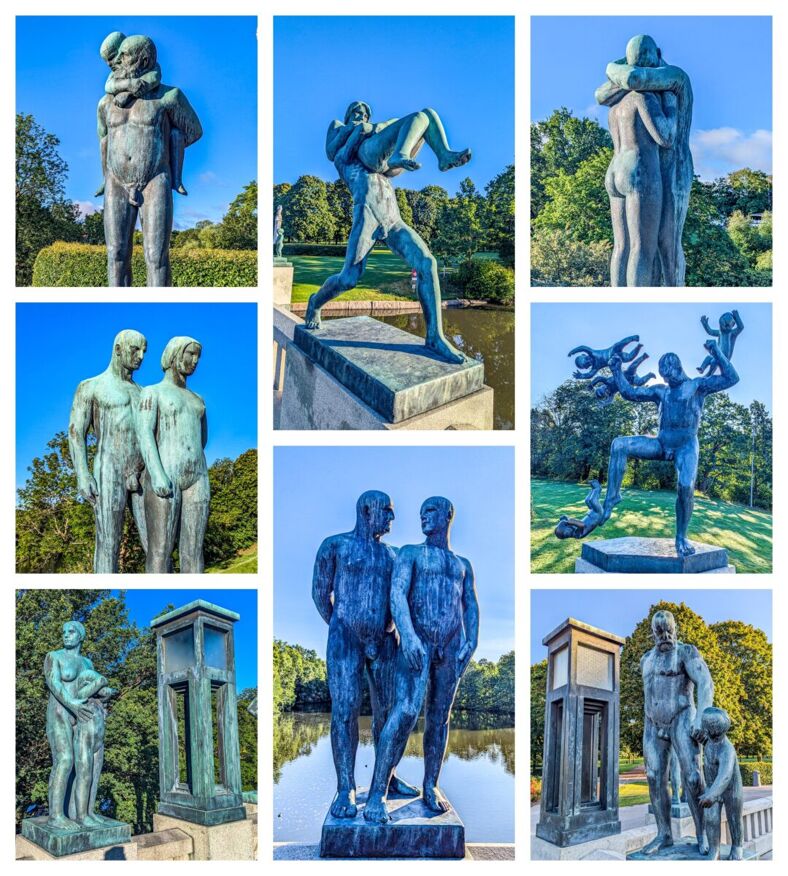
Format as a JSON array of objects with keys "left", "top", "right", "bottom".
[
  {"left": 20, "top": 816, "right": 133, "bottom": 858},
  {"left": 279, "top": 342, "right": 493, "bottom": 430},
  {"left": 153, "top": 811, "right": 255, "bottom": 860},
  {"left": 157, "top": 799, "right": 246, "bottom": 826},
  {"left": 319, "top": 790, "right": 465, "bottom": 859},
  {"left": 576, "top": 537, "right": 733, "bottom": 574},
  {"left": 293, "top": 316, "right": 485, "bottom": 422},
  {"left": 628, "top": 837, "right": 755, "bottom": 860},
  {"left": 536, "top": 813, "right": 621, "bottom": 847},
  {"left": 273, "top": 263, "right": 294, "bottom": 309}
]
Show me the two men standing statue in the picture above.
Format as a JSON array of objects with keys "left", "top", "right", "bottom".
[
  {"left": 638, "top": 610, "right": 743, "bottom": 860},
  {"left": 96, "top": 32, "right": 202, "bottom": 286},
  {"left": 69, "top": 331, "right": 209, "bottom": 573},
  {"left": 312, "top": 491, "right": 479, "bottom": 847},
  {"left": 596, "top": 35, "right": 693, "bottom": 286}
]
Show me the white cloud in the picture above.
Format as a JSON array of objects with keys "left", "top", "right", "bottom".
[
  {"left": 199, "top": 170, "right": 220, "bottom": 184},
  {"left": 690, "top": 128, "right": 772, "bottom": 181},
  {"left": 581, "top": 102, "right": 607, "bottom": 125},
  {"left": 74, "top": 200, "right": 99, "bottom": 218}
]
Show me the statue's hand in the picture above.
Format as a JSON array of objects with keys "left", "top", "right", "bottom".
[
  {"left": 698, "top": 791, "right": 717, "bottom": 809},
  {"left": 151, "top": 473, "right": 173, "bottom": 498},
  {"left": 401, "top": 634, "right": 425, "bottom": 673},
  {"left": 456, "top": 640, "right": 475, "bottom": 676},
  {"left": 690, "top": 719, "right": 707, "bottom": 744},
  {"left": 76, "top": 703, "right": 94, "bottom": 722},
  {"left": 78, "top": 475, "right": 99, "bottom": 505}
]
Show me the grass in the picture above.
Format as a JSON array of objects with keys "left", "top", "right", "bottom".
[
  {"left": 531, "top": 479, "right": 773, "bottom": 574},
  {"left": 206, "top": 543, "right": 257, "bottom": 574},
  {"left": 619, "top": 781, "right": 651, "bottom": 807}
]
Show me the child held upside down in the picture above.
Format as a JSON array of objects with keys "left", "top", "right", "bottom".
[{"left": 554, "top": 479, "right": 605, "bottom": 539}]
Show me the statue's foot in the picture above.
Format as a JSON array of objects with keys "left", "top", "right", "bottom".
[
  {"left": 675, "top": 537, "right": 696, "bottom": 557},
  {"left": 362, "top": 793, "right": 390, "bottom": 825},
  {"left": 439, "top": 148, "right": 472, "bottom": 172},
  {"left": 423, "top": 785, "right": 451, "bottom": 814},
  {"left": 639, "top": 834, "right": 673, "bottom": 856},
  {"left": 388, "top": 153, "right": 422, "bottom": 172},
  {"left": 697, "top": 832, "right": 710, "bottom": 856},
  {"left": 77, "top": 814, "right": 104, "bottom": 829},
  {"left": 304, "top": 296, "right": 322, "bottom": 330},
  {"left": 94, "top": 184, "right": 105, "bottom": 197},
  {"left": 46, "top": 815, "right": 79, "bottom": 832},
  {"left": 426, "top": 335, "right": 464, "bottom": 364},
  {"left": 175, "top": 184, "right": 188, "bottom": 196},
  {"left": 388, "top": 774, "right": 420, "bottom": 798},
  {"left": 728, "top": 846, "right": 744, "bottom": 861},
  {"left": 330, "top": 789, "right": 357, "bottom": 819}
]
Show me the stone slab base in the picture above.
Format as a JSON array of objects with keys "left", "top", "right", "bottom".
[
  {"left": 279, "top": 342, "right": 493, "bottom": 430},
  {"left": 319, "top": 790, "right": 464, "bottom": 858},
  {"left": 16, "top": 832, "right": 135, "bottom": 861},
  {"left": 157, "top": 799, "right": 247, "bottom": 826},
  {"left": 575, "top": 557, "right": 736, "bottom": 574},
  {"left": 273, "top": 264, "right": 293, "bottom": 309},
  {"left": 20, "top": 816, "right": 132, "bottom": 858},
  {"left": 274, "top": 842, "right": 513, "bottom": 861},
  {"left": 134, "top": 827, "right": 192, "bottom": 861},
  {"left": 153, "top": 811, "right": 255, "bottom": 860},
  {"left": 576, "top": 537, "right": 733, "bottom": 574},
  {"left": 628, "top": 836, "right": 755, "bottom": 860}
]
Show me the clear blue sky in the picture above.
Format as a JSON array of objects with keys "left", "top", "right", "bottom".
[
  {"left": 16, "top": 303, "right": 257, "bottom": 490},
  {"left": 531, "top": 16, "right": 772, "bottom": 179},
  {"left": 531, "top": 303, "right": 772, "bottom": 410},
  {"left": 16, "top": 16, "right": 257, "bottom": 228},
  {"left": 530, "top": 589, "right": 772, "bottom": 664},
  {"left": 274, "top": 16, "right": 514, "bottom": 193},
  {"left": 274, "top": 446, "right": 514, "bottom": 662},
  {"left": 114, "top": 589, "right": 257, "bottom": 690}
]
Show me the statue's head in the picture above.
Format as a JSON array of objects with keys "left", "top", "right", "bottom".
[
  {"left": 115, "top": 34, "right": 157, "bottom": 78},
  {"left": 555, "top": 515, "right": 582, "bottom": 540},
  {"left": 420, "top": 496, "right": 454, "bottom": 538},
  {"left": 626, "top": 34, "right": 661, "bottom": 68},
  {"left": 62, "top": 620, "right": 86, "bottom": 649},
  {"left": 701, "top": 706, "right": 731, "bottom": 740},
  {"left": 355, "top": 490, "right": 394, "bottom": 539},
  {"left": 651, "top": 610, "right": 677, "bottom": 652},
  {"left": 161, "top": 336, "right": 202, "bottom": 377},
  {"left": 595, "top": 383, "right": 612, "bottom": 400},
  {"left": 113, "top": 329, "right": 147, "bottom": 373},
  {"left": 574, "top": 352, "right": 594, "bottom": 371},
  {"left": 658, "top": 352, "right": 685, "bottom": 387},
  {"left": 344, "top": 101, "right": 372, "bottom": 125},
  {"left": 719, "top": 312, "right": 737, "bottom": 332},
  {"left": 99, "top": 31, "right": 126, "bottom": 68}
]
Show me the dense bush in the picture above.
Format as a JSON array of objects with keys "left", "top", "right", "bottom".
[
  {"left": 739, "top": 761, "right": 772, "bottom": 786},
  {"left": 455, "top": 258, "right": 514, "bottom": 304},
  {"left": 32, "top": 242, "right": 257, "bottom": 287},
  {"left": 531, "top": 227, "right": 611, "bottom": 286}
]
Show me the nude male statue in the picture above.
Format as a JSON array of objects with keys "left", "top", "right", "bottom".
[
  {"left": 97, "top": 33, "right": 202, "bottom": 286},
  {"left": 303, "top": 101, "right": 471, "bottom": 364},
  {"left": 44, "top": 621, "right": 116, "bottom": 830},
  {"left": 364, "top": 497, "right": 479, "bottom": 824},
  {"left": 136, "top": 337, "right": 209, "bottom": 573},
  {"left": 312, "top": 490, "right": 419, "bottom": 819},
  {"left": 640, "top": 610, "right": 713, "bottom": 856},
  {"left": 68, "top": 329, "right": 148, "bottom": 573}
]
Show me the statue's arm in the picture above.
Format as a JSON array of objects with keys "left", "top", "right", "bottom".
[
  {"left": 683, "top": 643, "right": 714, "bottom": 728},
  {"left": 326, "top": 121, "right": 353, "bottom": 161},
  {"left": 311, "top": 537, "right": 336, "bottom": 624},
  {"left": 201, "top": 405, "right": 208, "bottom": 450},
  {"left": 458, "top": 558, "right": 479, "bottom": 673},
  {"left": 166, "top": 88, "right": 203, "bottom": 147},
  {"left": 701, "top": 742, "right": 737, "bottom": 803},
  {"left": 44, "top": 652, "right": 83, "bottom": 716},
  {"left": 136, "top": 388, "right": 171, "bottom": 493},
  {"left": 700, "top": 315, "right": 718, "bottom": 338},
  {"left": 732, "top": 309, "right": 744, "bottom": 336},
  {"left": 698, "top": 341, "right": 739, "bottom": 394},
  {"left": 97, "top": 99, "right": 108, "bottom": 140},
  {"left": 610, "top": 356, "right": 662, "bottom": 402},
  {"left": 391, "top": 548, "right": 424, "bottom": 671},
  {"left": 78, "top": 670, "right": 110, "bottom": 699},
  {"left": 68, "top": 381, "right": 97, "bottom": 500},
  {"left": 637, "top": 91, "right": 677, "bottom": 148},
  {"left": 606, "top": 61, "right": 688, "bottom": 94},
  {"left": 595, "top": 79, "right": 626, "bottom": 107}
]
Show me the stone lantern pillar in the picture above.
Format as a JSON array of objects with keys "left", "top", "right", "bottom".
[{"left": 536, "top": 618, "right": 624, "bottom": 847}]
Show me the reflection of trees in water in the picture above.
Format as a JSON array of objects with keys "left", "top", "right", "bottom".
[{"left": 274, "top": 710, "right": 514, "bottom": 781}]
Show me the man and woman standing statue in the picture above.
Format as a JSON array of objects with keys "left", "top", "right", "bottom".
[
  {"left": 68, "top": 330, "right": 209, "bottom": 573},
  {"left": 312, "top": 491, "right": 478, "bottom": 828}
]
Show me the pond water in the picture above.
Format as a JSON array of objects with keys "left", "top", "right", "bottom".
[
  {"left": 273, "top": 711, "right": 514, "bottom": 844},
  {"left": 326, "top": 307, "right": 515, "bottom": 430}
]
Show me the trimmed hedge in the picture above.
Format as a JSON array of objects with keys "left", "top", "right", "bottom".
[
  {"left": 739, "top": 761, "right": 772, "bottom": 786},
  {"left": 456, "top": 258, "right": 515, "bottom": 305},
  {"left": 32, "top": 242, "right": 257, "bottom": 287}
]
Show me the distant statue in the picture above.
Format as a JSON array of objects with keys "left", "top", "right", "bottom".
[
  {"left": 699, "top": 707, "right": 744, "bottom": 860},
  {"left": 303, "top": 101, "right": 471, "bottom": 363},
  {"left": 596, "top": 35, "right": 693, "bottom": 286},
  {"left": 136, "top": 337, "right": 209, "bottom": 573},
  {"left": 274, "top": 205, "right": 285, "bottom": 258},
  {"left": 697, "top": 311, "right": 744, "bottom": 376},
  {"left": 363, "top": 497, "right": 479, "bottom": 824},
  {"left": 96, "top": 32, "right": 202, "bottom": 286},
  {"left": 68, "top": 329, "right": 148, "bottom": 572},
  {"left": 312, "top": 491, "right": 419, "bottom": 821},
  {"left": 44, "top": 621, "right": 117, "bottom": 829}
]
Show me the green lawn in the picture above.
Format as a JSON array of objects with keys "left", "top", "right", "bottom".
[
  {"left": 619, "top": 781, "right": 651, "bottom": 807},
  {"left": 531, "top": 479, "right": 772, "bottom": 574},
  {"left": 206, "top": 543, "right": 257, "bottom": 574}
]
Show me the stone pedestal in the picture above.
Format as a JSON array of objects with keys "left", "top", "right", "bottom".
[
  {"left": 273, "top": 262, "right": 293, "bottom": 309},
  {"left": 319, "top": 791, "right": 465, "bottom": 859},
  {"left": 153, "top": 812, "right": 254, "bottom": 861},
  {"left": 574, "top": 537, "right": 734, "bottom": 574},
  {"left": 20, "top": 816, "right": 132, "bottom": 858}
]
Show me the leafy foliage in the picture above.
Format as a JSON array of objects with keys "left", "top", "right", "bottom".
[
  {"left": 455, "top": 258, "right": 514, "bottom": 304},
  {"left": 216, "top": 181, "right": 257, "bottom": 250},
  {"left": 531, "top": 228, "right": 611, "bottom": 286}
]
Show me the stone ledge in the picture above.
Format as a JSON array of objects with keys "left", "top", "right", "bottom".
[
  {"left": 578, "top": 537, "right": 732, "bottom": 574},
  {"left": 135, "top": 827, "right": 193, "bottom": 861}
]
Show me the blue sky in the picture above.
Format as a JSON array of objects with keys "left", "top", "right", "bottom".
[
  {"left": 530, "top": 589, "right": 771, "bottom": 664},
  {"left": 274, "top": 16, "right": 514, "bottom": 193},
  {"left": 16, "top": 16, "right": 257, "bottom": 228},
  {"left": 531, "top": 303, "right": 772, "bottom": 410},
  {"left": 532, "top": 16, "right": 772, "bottom": 180},
  {"left": 115, "top": 589, "right": 257, "bottom": 690},
  {"left": 16, "top": 303, "right": 257, "bottom": 490},
  {"left": 274, "top": 446, "right": 514, "bottom": 662}
]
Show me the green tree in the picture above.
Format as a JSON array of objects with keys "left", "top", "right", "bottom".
[
  {"left": 237, "top": 687, "right": 259, "bottom": 792},
  {"left": 711, "top": 169, "right": 772, "bottom": 217},
  {"left": 484, "top": 164, "right": 515, "bottom": 264},
  {"left": 406, "top": 184, "right": 449, "bottom": 244},
  {"left": 531, "top": 227, "right": 610, "bottom": 286},
  {"left": 530, "top": 660, "right": 547, "bottom": 775},
  {"left": 217, "top": 181, "right": 257, "bottom": 250},
  {"left": 283, "top": 175, "right": 336, "bottom": 243},
  {"left": 394, "top": 187, "right": 414, "bottom": 228},
  {"left": 326, "top": 180, "right": 353, "bottom": 243},
  {"left": 204, "top": 449, "right": 258, "bottom": 566},
  {"left": 82, "top": 210, "right": 105, "bottom": 245},
  {"left": 433, "top": 178, "right": 485, "bottom": 264}
]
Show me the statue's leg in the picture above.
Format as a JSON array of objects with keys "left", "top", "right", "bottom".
[
  {"left": 670, "top": 747, "right": 682, "bottom": 805},
  {"left": 625, "top": 188, "right": 662, "bottom": 286},
  {"left": 93, "top": 461, "right": 126, "bottom": 573},
  {"left": 603, "top": 435, "right": 663, "bottom": 518},
  {"left": 386, "top": 221, "right": 463, "bottom": 363},
  {"left": 658, "top": 185, "right": 678, "bottom": 286},
  {"left": 88, "top": 718, "right": 107, "bottom": 821},
  {"left": 140, "top": 172, "right": 173, "bottom": 286},
  {"left": 326, "top": 617, "right": 364, "bottom": 818},
  {"left": 674, "top": 440, "right": 699, "bottom": 557},
  {"left": 304, "top": 205, "right": 377, "bottom": 328},
  {"left": 46, "top": 706, "right": 76, "bottom": 827},
  {"left": 129, "top": 484, "right": 148, "bottom": 556},
  {"left": 724, "top": 783, "right": 744, "bottom": 859},
  {"left": 72, "top": 716, "right": 99, "bottom": 825},
  {"left": 609, "top": 191, "right": 629, "bottom": 287},
  {"left": 104, "top": 173, "right": 136, "bottom": 286},
  {"left": 640, "top": 719, "right": 673, "bottom": 854},
  {"left": 144, "top": 471, "right": 181, "bottom": 573},
  {"left": 178, "top": 474, "right": 210, "bottom": 573},
  {"left": 673, "top": 709, "right": 709, "bottom": 855},
  {"left": 361, "top": 111, "right": 471, "bottom": 173},
  {"left": 364, "top": 645, "right": 430, "bottom": 824}
]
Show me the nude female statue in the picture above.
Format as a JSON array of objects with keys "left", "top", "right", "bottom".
[{"left": 136, "top": 337, "right": 209, "bottom": 573}]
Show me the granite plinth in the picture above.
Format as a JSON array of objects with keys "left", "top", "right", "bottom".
[
  {"left": 20, "top": 815, "right": 132, "bottom": 858},
  {"left": 157, "top": 799, "right": 246, "bottom": 826},
  {"left": 579, "top": 537, "right": 731, "bottom": 574},
  {"left": 628, "top": 837, "right": 755, "bottom": 860},
  {"left": 293, "top": 316, "right": 484, "bottom": 423},
  {"left": 273, "top": 263, "right": 294, "bottom": 309},
  {"left": 319, "top": 790, "right": 465, "bottom": 859}
]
